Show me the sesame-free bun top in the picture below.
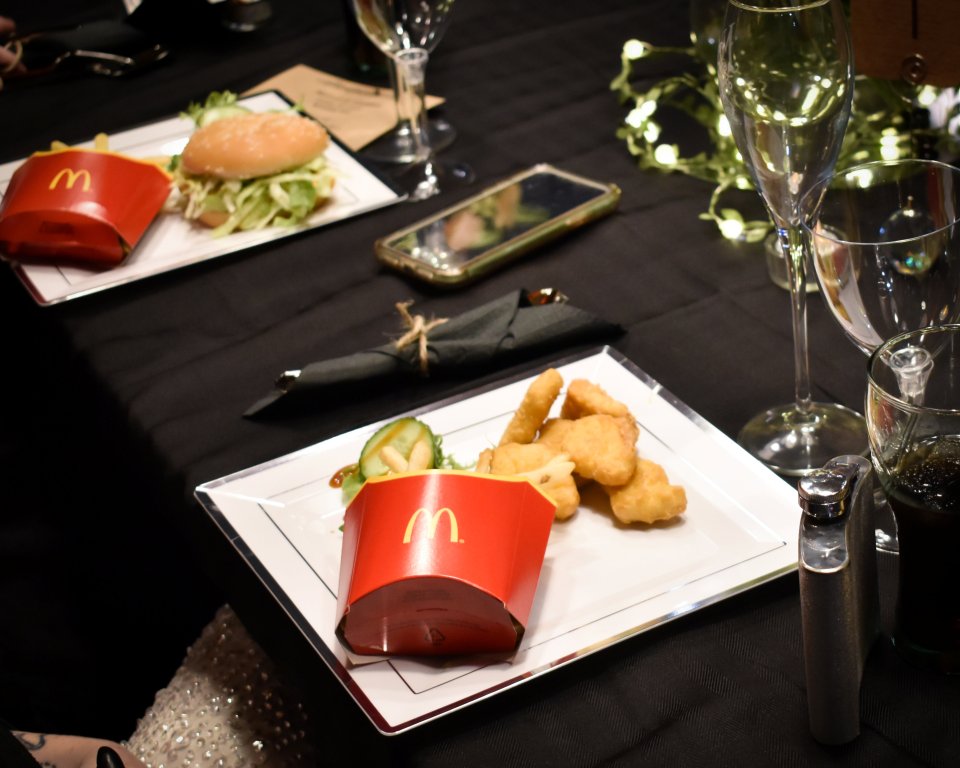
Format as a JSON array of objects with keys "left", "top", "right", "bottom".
[{"left": 180, "top": 112, "right": 330, "bottom": 180}]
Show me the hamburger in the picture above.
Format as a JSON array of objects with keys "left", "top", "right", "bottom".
[{"left": 172, "top": 95, "right": 335, "bottom": 237}]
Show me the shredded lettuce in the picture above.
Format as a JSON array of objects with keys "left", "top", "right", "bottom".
[
  {"left": 181, "top": 91, "right": 244, "bottom": 126},
  {"left": 172, "top": 155, "right": 335, "bottom": 236}
]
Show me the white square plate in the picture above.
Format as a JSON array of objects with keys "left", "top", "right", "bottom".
[
  {"left": 0, "top": 91, "right": 402, "bottom": 305},
  {"left": 195, "top": 347, "right": 798, "bottom": 734}
]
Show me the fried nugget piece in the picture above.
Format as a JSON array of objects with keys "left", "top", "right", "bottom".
[
  {"left": 476, "top": 448, "right": 493, "bottom": 474},
  {"left": 483, "top": 442, "right": 580, "bottom": 520},
  {"left": 604, "top": 458, "right": 687, "bottom": 525},
  {"left": 542, "top": 413, "right": 636, "bottom": 486},
  {"left": 536, "top": 417, "right": 574, "bottom": 449},
  {"left": 560, "top": 379, "right": 631, "bottom": 420},
  {"left": 498, "top": 368, "right": 563, "bottom": 446}
]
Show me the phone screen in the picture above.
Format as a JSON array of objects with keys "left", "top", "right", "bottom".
[{"left": 383, "top": 170, "right": 611, "bottom": 270}]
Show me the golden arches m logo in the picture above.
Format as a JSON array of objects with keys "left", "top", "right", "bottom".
[
  {"left": 402, "top": 507, "right": 461, "bottom": 544},
  {"left": 49, "top": 168, "right": 92, "bottom": 192}
]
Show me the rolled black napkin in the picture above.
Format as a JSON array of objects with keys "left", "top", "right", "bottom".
[{"left": 244, "top": 288, "right": 622, "bottom": 417}]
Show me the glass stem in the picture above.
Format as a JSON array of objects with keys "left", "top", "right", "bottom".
[
  {"left": 781, "top": 225, "right": 813, "bottom": 417},
  {"left": 387, "top": 58, "right": 414, "bottom": 139},
  {"left": 394, "top": 48, "right": 431, "bottom": 164}
]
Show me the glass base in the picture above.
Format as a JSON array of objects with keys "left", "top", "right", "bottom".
[
  {"left": 363, "top": 117, "right": 457, "bottom": 165},
  {"left": 392, "top": 157, "right": 475, "bottom": 202},
  {"left": 737, "top": 401, "right": 868, "bottom": 477}
]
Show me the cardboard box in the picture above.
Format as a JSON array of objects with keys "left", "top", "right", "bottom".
[
  {"left": 0, "top": 149, "right": 171, "bottom": 265},
  {"left": 336, "top": 471, "right": 556, "bottom": 656}
]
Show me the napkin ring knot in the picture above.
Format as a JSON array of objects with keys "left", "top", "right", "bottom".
[{"left": 394, "top": 300, "right": 448, "bottom": 375}]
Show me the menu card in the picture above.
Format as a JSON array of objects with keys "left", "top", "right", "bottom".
[{"left": 246, "top": 64, "right": 444, "bottom": 151}]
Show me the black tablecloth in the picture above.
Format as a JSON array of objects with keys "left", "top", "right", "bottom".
[{"left": 1, "top": 0, "right": 958, "bottom": 764}]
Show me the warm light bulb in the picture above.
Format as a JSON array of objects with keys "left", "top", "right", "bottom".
[
  {"left": 624, "top": 39, "right": 648, "bottom": 60},
  {"left": 918, "top": 86, "right": 938, "bottom": 107},
  {"left": 718, "top": 217, "right": 744, "bottom": 240},
  {"left": 654, "top": 144, "right": 678, "bottom": 165},
  {"left": 880, "top": 144, "right": 900, "bottom": 161}
]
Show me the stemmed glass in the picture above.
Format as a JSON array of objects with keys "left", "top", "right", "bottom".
[
  {"left": 341, "top": 0, "right": 457, "bottom": 163},
  {"left": 350, "top": 0, "right": 462, "bottom": 201},
  {"left": 365, "top": 61, "right": 457, "bottom": 164},
  {"left": 804, "top": 158, "right": 960, "bottom": 550},
  {"left": 717, "top": 0, "right": 868, "bottom": 475},
  {"left": 806, "top": 159, "right": 960, "bottom": 355}
]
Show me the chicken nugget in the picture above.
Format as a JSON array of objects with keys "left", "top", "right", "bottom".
[
  {"left": 560, "top": 379, "right": 631, "bottom": 420},
  {"left": 551, "top": 413, "right": 636, "bottom": 486},
  {"left": 538, "top": 472, "right": 580, "bottom": 520},
  {"left": 498, "top": 368, "right": 563, "bottom": 446},
  {"left": 604, "top": 458, "right": 687, "bottom": 525},
  {"left": 485, "top": 442, "right": 580, "bottom": 520},
  {"left": 487, "top": 441, "right": 560, "bottom": 475},
  {"left": 476, "top": 448, "right": 493, "bottom": 474},
  {"left": 614, "top": 414, "right": 640, "bottom": 448},
  {"left": 536, "top": 417, "right": 575, "bottom": 449}
]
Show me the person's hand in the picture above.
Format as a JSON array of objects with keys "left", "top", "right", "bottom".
[
  {"left": 0, "top": 16, "right": 25, "bottom": 74},
  {"left": 11, "top": 731, "right": 142, "bottom": 768}
]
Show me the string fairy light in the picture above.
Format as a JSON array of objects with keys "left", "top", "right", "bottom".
[{"left": 611, "top": 36, "right": 960, "bottom": 241}]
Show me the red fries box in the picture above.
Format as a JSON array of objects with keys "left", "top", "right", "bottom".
[
  {"left": 0, "top": 149, "right": 171, "bottom": 265},
  {"left": 336, "top": 471, "right": 556, "bottom": 656}
]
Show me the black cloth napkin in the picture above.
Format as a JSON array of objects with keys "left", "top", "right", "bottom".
[{"left": 244, "top": 289, "right": 622, "bottom": 417}]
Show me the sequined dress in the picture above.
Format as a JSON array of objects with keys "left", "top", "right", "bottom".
[{"left": 127, "top": 605, "right": 317, "bottom": 768}]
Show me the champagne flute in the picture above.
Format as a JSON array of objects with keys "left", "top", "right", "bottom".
[
  {"left": 350, "top": 0, "right": 462, "bottom": 201},
  {"left": 717, "top": 0, "right": 868, "bottom": 475}
]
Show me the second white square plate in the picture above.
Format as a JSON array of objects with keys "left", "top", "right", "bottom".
[{"left": 0, "top": 91, "right": 402, "bottom": 305}]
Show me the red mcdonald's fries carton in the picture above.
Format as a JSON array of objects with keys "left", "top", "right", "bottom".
[
  {"left": 336, "top": 471, "right": 556, "bottom": 656},
  {"left": 0, "top": 149, "right": 171, "bottom": 265}
]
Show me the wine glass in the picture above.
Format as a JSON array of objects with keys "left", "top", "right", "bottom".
[
  {"left": 806, "top": 159, "right": 960, "bottom": 354},
  {"left": 341, "top": 0, "right": 457, "bottom": 163},
  {"left": 350, "top": 0, "right": 464, "bottom": 200},
  {"left": 365, "top": 60, "right": 457, "bottom": 164},
  {"left": 866, "top": 325, "right": 960, "bottom": 673},
  {"left": 803, "top": 158, "right": 960, "bottom": 551},
  {"left": 717, "top": 0, "right": 868, "bottom": 476}
]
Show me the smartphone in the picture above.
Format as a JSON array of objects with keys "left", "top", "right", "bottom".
[{"left": 375, "top": 164, "right": 621, "bottom": 286}]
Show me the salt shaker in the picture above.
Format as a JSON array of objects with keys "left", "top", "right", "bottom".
[{"left": 797, "top": 455, "right": 880, "bottom": 745}]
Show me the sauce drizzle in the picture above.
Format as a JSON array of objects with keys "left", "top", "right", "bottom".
[{"left": 330, "top": 463, "right": 359, "bottom": 489}]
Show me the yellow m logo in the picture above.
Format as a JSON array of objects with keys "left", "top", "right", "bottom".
[
  {"left": 49, "top": 168, "right": 92, "bottom": 192},
  {"left": 403, "top": 507, "right": 460, "bottom": 544}
]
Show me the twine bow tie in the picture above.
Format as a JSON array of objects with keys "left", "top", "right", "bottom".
[{"left": 394, "top": 300, "right": 449, "bottom": 375}]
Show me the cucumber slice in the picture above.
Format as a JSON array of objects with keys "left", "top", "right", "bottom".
[
  {"left": 197, "top": 105, "right": 251, "bottom": 127},
  {"left": 358, "top": 418, "right": 438, "bottom": 480}
]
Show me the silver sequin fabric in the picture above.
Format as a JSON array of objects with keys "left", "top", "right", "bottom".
[{"left": 127, "top": 605, "right": 318, "bottom": 768}]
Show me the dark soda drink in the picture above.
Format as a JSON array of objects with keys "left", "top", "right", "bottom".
[{"left": 883, "top": 436, "right": 960, "bottom": 673}]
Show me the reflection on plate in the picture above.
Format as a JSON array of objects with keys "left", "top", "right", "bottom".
[
  {"left": 0, "top": 91, "right": 402, "bottom": 305},
  {"left": 195, "top": 347, "right": 798, "bottom": 734}
]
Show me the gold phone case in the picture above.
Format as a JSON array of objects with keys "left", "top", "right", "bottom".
[{"left": 374, "top": 164, "right": 621, "bottom": 286}]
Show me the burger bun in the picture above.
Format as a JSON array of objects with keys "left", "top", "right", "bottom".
[{"left": 181, "top": 112, "right": 330, "bottom": 180}]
